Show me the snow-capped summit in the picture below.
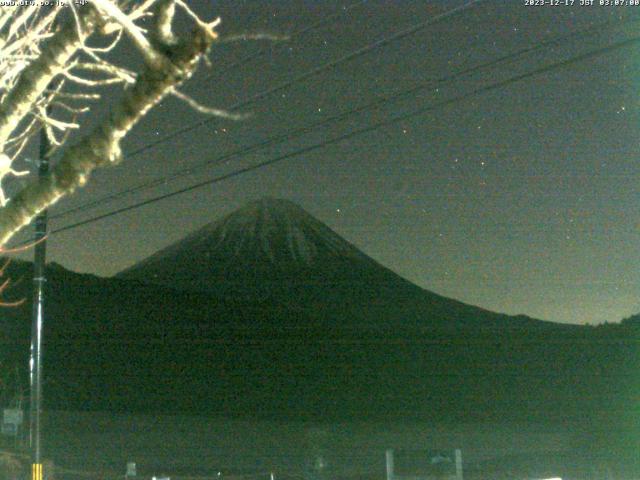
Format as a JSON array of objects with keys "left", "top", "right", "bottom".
[
  {"left": 117, "top": 198, "right": 543, "bottom": 329},
  {"left": 118, "top": 197, "right": 432, "bottom": 309},
  {"left": 185, "top": 197, "right": 368, "bottom": 266},
  {"left": 118, "top": 198, "right": 380, "bottom": 296},
  {"left": 118, "top": 198, "right": 378, "bottom": 286}
]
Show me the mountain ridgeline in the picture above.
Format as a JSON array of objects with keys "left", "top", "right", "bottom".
[
  {"left": 0, "top": 199, "right": 637, "bottom": 435},
  {"left": 117, "top": 198, "right": 546, "bottom": 330}
]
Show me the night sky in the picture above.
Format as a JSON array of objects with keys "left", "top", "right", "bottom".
[{"left": 10, "top": 0, "right": 640, "bottom": 325}]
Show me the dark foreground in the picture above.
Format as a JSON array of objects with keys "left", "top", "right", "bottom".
[{"left": 1, "top": 411, "right": 637, "bottom": 480}]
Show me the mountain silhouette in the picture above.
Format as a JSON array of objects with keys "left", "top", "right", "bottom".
[
  {"left": 0, "top": 199, "right": 636, "bottom": 440},
  {"left": 118, "top": 198, "right": 547, "bottom": 331}
]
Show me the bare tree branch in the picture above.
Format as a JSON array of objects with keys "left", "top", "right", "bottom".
[
  {"left": 91, "top": 0, "right": 162, "bottom": 68},
  {"left": 0, "top": 5, "right": 220, "bottom": 246},
  {"left": 171, "top": 89, "right": 248, "bottom": 120},
  {"left": 0, "top": 6, "right": 100, "bottom": 149},
  {"left": 217, "top": 33, "right": 289, "bottom": 44}
]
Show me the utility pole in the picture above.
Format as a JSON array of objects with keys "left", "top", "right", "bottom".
[{"left": 29, "top": 119, "right": 50, "bottom": 480}]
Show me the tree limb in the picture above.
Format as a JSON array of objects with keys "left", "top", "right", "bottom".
[
  {"left": 91, "top": 0, "right": 162, "bottom": 68},
  {"left": 0, "top": 18, "right": 218, "bottom": 247},
  {"left": 0, "top": 6, "right": 100, "bottom": 149}
]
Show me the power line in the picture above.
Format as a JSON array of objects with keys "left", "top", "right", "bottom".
[
  {"left": 50, "top": 0, "right": 483, "bottom": 220},
  {"left": 51, "top": 15, "right": 638, "bottom": 221},
  {"left": 122, "top": 0, "right": 484, "bottom": 160},
  {"left": 48, "top": 34, "right": 640, "bottom": 237}
]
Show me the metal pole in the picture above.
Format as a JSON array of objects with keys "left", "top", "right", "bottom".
[{"left": 29, "top": 122, "right": 49, "bottom": 478}]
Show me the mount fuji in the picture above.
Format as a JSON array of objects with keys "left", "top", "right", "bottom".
[
  {"left": 118, "top": 198, "right": 544, "bottom": 330},
  {"left": 0, "top": 198, "right": 635, "bottom": 424}
]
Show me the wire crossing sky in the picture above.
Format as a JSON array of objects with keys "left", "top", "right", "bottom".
[
  {"left": 47, "top": 31, "right": 640, "bottom": 237},
  {"left": 49, "top": 15, "right": 640, "bottom": 222},
  {"left": 51, "top": 0, "right": 490, "bottom": 221},
  {"left": 13, "top": 0, "right": 640, "bottom": 325}
]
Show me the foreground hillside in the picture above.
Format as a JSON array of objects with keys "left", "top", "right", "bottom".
[
  {"left": 0, "top": 261, "right": 637, "bottom": 473},
  {"left": 0, "top": 199, "right": 637, "bottom": 471},
  {"left": 0, "top": 262, "right": 635, "bottom": 424}
]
